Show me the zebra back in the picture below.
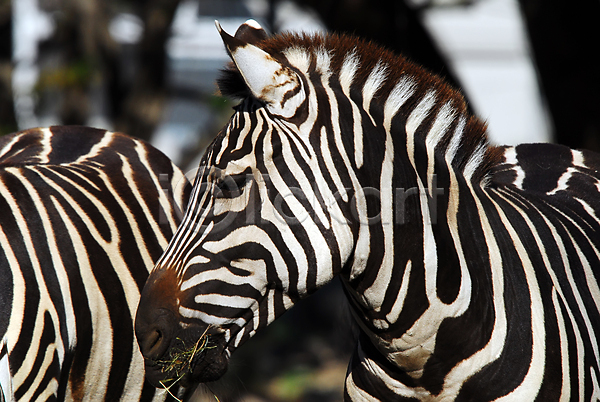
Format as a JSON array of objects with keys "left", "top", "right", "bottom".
[{"left": 0, "top": 126, "right": 190, "bottom": 401}]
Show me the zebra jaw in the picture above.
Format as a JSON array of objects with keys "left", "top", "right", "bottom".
[{"left": 216, "top": 19, "right": 305, "bottom": 118}]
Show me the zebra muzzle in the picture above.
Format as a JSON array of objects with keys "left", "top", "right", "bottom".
[
  {"left": 136, "top": 307, "right": 177, "bottom": 360},
  {"left": 136, "top": 291, "right": 229, "bottom": 386},
  {"left": 138, "top": 323, "right": 229, "bottom": 387}
]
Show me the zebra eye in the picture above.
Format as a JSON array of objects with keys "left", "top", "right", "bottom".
[{"left": 215, "top": 174, "right": 248, "bottom": 198}]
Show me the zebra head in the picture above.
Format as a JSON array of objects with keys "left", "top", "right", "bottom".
[{"left": 136, "top": 21, "right": 358, "bottom": 386}]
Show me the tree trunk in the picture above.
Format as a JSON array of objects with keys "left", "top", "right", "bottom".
[
  {"left": 519, "top": 0, "right": 600, "bottom": 151},
  {"left": 0, "top": 1, "right": 17, "bottom": 135},
  {"left": 114, "top": 0, "right": 181, "bottom": 142}
]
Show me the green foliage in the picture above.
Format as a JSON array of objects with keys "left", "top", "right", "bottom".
[{"left": 36, "top": 59, "right": 98, "bottom": 92}]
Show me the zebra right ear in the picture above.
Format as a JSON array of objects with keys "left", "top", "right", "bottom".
[{"left": 216, "top": 21, "right": 305, "bottom": 118}]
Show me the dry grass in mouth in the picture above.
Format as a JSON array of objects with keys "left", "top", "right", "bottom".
[{"left": 153, "top": 326, "right": 219, "bottom": 401}]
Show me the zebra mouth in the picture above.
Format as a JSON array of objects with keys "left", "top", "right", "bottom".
[
  {"left": 143, "top": 326, "right": 229, "bottom": 388},
  {"left": 188, "top": 337, "right": 228, "bottom": 383}
]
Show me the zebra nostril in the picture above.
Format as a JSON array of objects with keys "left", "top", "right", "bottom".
[
  {"left": 141, "top": 328, "right": 168, "bottom": 360},
  {"left": 140, "top": 326, "right": 170, "bottom": 361},
  {"left": 145, "top": 329, "right": 163, "bottom": 356}
]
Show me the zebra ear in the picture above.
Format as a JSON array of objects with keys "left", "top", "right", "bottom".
[
  {"left": 216, "top": 20, "right": 305, "bottom": 118},
  {"left": 233, "top": 19, "right": 268, "bottom": 45}
]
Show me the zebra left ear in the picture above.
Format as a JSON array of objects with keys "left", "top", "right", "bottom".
[{"left": 216, "top": 21, "right": 305, "bottom": 118}]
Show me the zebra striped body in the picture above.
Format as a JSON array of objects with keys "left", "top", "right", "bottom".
[
  {"left": 136, "top": 21, "right": 600, "bottom": 400},
  {"left": 0, "top": 126, "right": 189, "bottom": 401}
]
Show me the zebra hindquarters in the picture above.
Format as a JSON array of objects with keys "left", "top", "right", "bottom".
[{"left": 0, "top": 126, "right": 190, "bottom": 401}]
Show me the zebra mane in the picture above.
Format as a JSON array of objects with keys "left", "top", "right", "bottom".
[{"left": 218, "top": 31, "right": 504, "bottom": 183}]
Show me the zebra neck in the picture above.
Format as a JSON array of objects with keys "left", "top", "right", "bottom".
[
  {"left": 349, "top": 64, "right": 500, "bottom": 191},
  {"left": 342, "top": 89, "right": 498, "bottom": 377},
  {"left": 401, "top": 92, "right": 496, "bottom": 186}
]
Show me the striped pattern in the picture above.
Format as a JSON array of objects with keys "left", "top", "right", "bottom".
[
  {"left": 1, "top": 337, "right": 10, "bottom": 402},
  {"left": 136, "top": 22, "right": 600, "bottom": 400},
  {"left": 0, "top": 126, "right": 189, "bottom": 401}
]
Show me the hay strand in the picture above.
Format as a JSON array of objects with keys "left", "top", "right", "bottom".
[{"left": 153, "top": 326, "right": 216, "bottom": 401}]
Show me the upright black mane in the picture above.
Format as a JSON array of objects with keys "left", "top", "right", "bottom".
[{"left": 217, "top": 30, "right": 504, "bottom": 183}]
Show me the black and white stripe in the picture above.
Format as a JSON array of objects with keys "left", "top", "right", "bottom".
[
  {"left": 1, "top": 337, "right": 10, "bottom": 402},
  {"left": 0, "top": 126, "right": 190, "bottom": 401},
  {"left": 136, "top": 21, "right": 600, "bottom": 401}
]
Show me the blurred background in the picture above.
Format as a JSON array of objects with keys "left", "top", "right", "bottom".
[{"left": 2, "top": 0, "right": 599, "bottom": 400}]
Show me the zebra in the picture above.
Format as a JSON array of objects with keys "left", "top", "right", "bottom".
[
  {"left": 135, "top": 20, "right": 600, "bottom": 401},
  {"left": 0, "top": 126, "right": 191, "bottom": 401}
]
